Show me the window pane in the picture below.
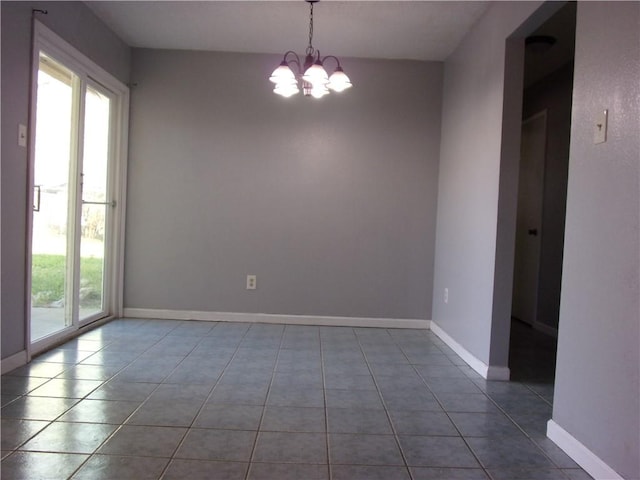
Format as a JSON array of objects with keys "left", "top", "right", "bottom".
[{"left": 79, "top": 86, "right": 112, "bottom": 319}]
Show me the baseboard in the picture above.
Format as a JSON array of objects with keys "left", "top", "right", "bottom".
[
  {"left": 485, "top": 364, "right": 511, "bottom": 380},
  {"left": 547, "top": 420, "right": 624, "bottom": 480},
  {"left": 430, "top": 321, "right": 510, "bottom": 380},
  {"left": 533, "top": 321, "right": 558, "bottom": 338},
  {"left": 123, "top": 308, "right": 430, "bottom": 330},
  {"left": 1, "top": 350, "right": 28, "bottom": 374}
]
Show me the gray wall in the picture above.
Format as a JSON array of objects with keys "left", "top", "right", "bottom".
[
  {"left": 522, "top": 62, "right": 573, "bottom": 331},
  {"left": 553, "top": 2, "right": 640, "bottom": 478},
  {"left": 431, "top": 1, "right": 543, "bottom": 366},
  {"left": 1, "top": 2, "right": 130, "bottom": 359},
  {"left": 124, "top": 49, "right": 442, "bottom": 320}
]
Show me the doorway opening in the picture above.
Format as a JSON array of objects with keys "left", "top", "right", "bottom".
[{"left": 509, "top": 2, "right": 576, "bottom": 383}]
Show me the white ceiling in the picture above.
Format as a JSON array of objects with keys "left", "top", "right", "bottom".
[{"left": 85, "top": 1, "right": 490, "bottom": 61}]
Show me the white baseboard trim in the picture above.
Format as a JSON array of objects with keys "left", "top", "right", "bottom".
[
  {"left": 547, "top": 419, "right": 624, "bottom": 480},
  {"left": 1, "top": 350, "right": 28, "bottom": 374},
  {"left": 533, "top": 321, "right": 558, "bottom": 338},
  {"left": 485, "top": 364, "right": 511, "bottom": 381},
  {"left": 123, "top": 308, "right": 430, "bottom": 330},
  {"left": 430, "top": 321, "right": 510, "bottom": 380}
]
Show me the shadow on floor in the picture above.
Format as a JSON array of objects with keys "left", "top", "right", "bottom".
[{"left": 509, "top": 318, "right": 558, "bottom": 384}]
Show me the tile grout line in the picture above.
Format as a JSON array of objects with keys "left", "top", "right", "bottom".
[
  {"left": 412, "top": 349, "right": 568, "bottom": 478},
  {"left": 401, "top": 331, "right": 493, "bottom": 479},
  {"left": 354, "top": 327, "right": 416, "bottom": 480},
  {"left": 66, "top": 319, "right": 219, "bottom": 479},
  {"left": 244, "top": 324, "right": 287, "bottom": 480},
  {"left": 156, "top": 321, "right": 252, "bottom": 479},
  {"left": 5, "top": 320, "right": 184, "bottom": 478},
  {"left": 414, "top": 333, "right": 565, "bottom": 478},
  {"left": 319, "top": 326, "right": 334, "bottom": 480}
]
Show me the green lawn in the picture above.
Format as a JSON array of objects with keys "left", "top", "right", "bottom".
[{"left": 31, "top": 254, "right": 103, "bottom": 308}]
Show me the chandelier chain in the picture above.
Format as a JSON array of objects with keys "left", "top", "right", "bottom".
[{"left": 306, "top": 2, "right": 314, "bottom": 55}]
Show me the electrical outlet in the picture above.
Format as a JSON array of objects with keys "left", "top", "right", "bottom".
[
  {"left": 246, "top": 275, "right": 257, "bottom": 290},
  {"left": 444, "top": 288, "right": 449, "bottom": 304}
]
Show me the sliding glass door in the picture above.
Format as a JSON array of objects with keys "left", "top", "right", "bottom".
[
  {"left": 29, "top": 23, "right": 128, "bottom": 350},
  {"left": 30, "top": 53, "right": 77, "bottom": 341},
  {"left": 79, "top": 83, "right": 114, "bottom": 322}
]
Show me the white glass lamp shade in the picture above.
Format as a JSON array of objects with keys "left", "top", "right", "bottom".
[
  {"left": 302, "top": 61, "right": 329, "bottom": 86},
  {"left": 310, "top": 85, "right": 329, "bottom": 99},
  {"left": 274, "top": 83, "right": 300, "bottom": 97},
  {"left": 328, "top": 67, "right": 352, "bottom": 92},
  {"left": 269, "top": 62, "right": 296, "bottom": 84}
]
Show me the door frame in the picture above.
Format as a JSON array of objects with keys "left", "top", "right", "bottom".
[{"left": 26, "top": 21, "right": 129, "bottom": 357}]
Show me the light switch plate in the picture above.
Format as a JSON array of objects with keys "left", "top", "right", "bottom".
[
  {"left": 594, "top": 109, "right": 607, "bottom": 144},
  {"left": 18, "top": 124, "right": 27, "bottom": 147}
]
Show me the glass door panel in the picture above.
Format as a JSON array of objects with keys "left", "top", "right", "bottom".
[
  {"left": 30, "top": 53, "right": 78, "bottom": 342},
  {"left": 79, "top": 85, "right": 112, "bottom": 322}
]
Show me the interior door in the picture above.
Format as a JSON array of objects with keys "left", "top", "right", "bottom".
[{"left": 512, "top": 111, "right": 547, "bottom": 326}]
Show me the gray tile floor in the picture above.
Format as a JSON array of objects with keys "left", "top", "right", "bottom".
[{"left": 1, "top": 319, "right": 593, "bottom": 479}]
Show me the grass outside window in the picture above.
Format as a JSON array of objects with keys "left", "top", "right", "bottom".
[{"left": 31, "top": 254, "right": 103, "bottom": 308}]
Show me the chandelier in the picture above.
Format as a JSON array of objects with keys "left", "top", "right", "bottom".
[{"left": 269, "top": 0, "right": 352, "bottom": 98}]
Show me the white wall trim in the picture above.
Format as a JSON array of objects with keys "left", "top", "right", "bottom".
[
  {"left": 485, "top": 364, "right": 511, "bottom": 381},
  {"left": 547, "top": 420, "right": 624, "bottom": 480},
  {"left": 533, "top": 321, "right": 558, "bottom": 338},
  {"left": 123, "top": 308, "right": 430, "bottom": 330},
  {"left": 430, "top": 321, "right": 510, "bottom": 380},
  {"left": 1, "top": 350, "right": 28, "bottom": 374}
]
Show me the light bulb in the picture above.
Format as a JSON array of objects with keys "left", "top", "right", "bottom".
[
  {"left": 302, "top": 61, "right": 329, "bottom": 86},
  {"left": 269, "top": 62, "right": 296, "bottom": 84},
  {"left": 310, "top": 85, "right": 329, "bottom": 99},
  {"left": 328, "top": 67, "right": 352, "bottom": 92},
  {"left": 274, "top": 83, "right": 299, "bottom": 97}
]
